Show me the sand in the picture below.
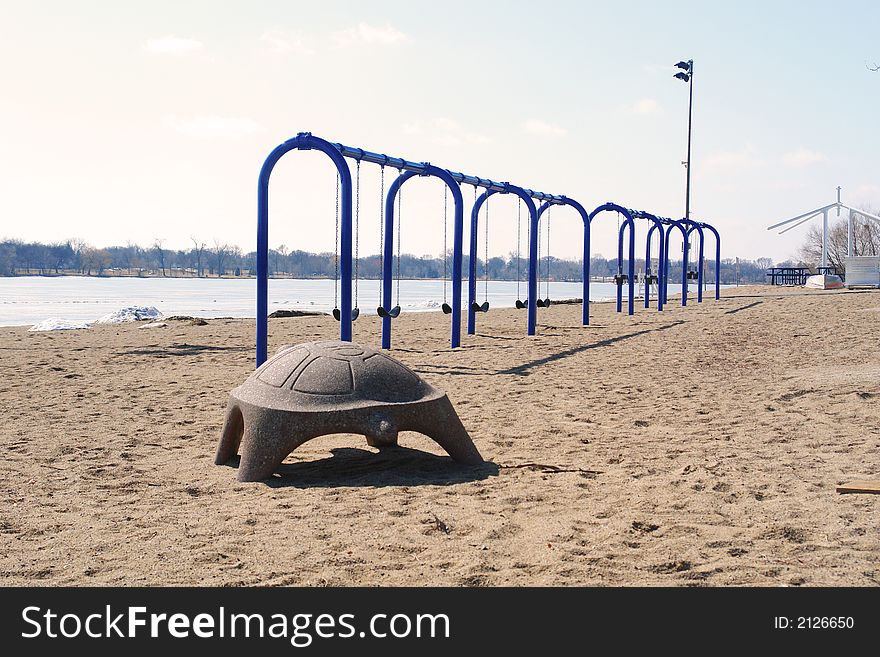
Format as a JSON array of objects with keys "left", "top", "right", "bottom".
[{"left": 1, "top": 285, "right": 878, "bottom": 586}]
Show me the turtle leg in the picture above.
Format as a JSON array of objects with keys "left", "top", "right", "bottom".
[
  {"left": 403, "top": 396, "right": 483, "bottom": 465},
  {"left": 214, "top": 402, "right": 244, "bottom": 465},
  {"left": 364, "top": 411, "right": 399, "bottom": 449},
  {"left": 236, "top": 411, "right": 320, "bottom": 482}
]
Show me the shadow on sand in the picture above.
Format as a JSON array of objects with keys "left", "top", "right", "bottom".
[
  {"left": 224, "top": 446, "right": 500, "bottom": 489},
  {"left": 120, "top": 343, "right": 250, "bottom": 357},
  {"left": 497, "top": 320, "right": 686, "bottom": 376}
]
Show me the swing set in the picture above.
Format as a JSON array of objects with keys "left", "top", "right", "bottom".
[{"left": 254, "top": 132, "right": 722, "bottom": 366}]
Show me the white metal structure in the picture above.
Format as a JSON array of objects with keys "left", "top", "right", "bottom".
[{"left": 767, "top": 187, "right": 880, "bottom": 267}]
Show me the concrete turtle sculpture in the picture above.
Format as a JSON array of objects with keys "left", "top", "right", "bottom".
[{"left": 215, "top": 340, "right": 483, "bottom": 481}]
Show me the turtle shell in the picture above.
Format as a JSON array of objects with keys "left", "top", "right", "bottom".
[{"left": 235, "top": 340, "right": 433, "bottom": 410}]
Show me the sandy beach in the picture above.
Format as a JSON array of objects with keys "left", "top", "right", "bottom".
[{"left": 1, "top": 285, "right": 878, "bottom": 586}]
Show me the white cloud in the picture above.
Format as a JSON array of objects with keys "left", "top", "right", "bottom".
[
  {"left": 259, "top": 29, "right": 314, "bottom": 55},
  {"left": 704, "top": 144, "right": 763, "bottom": 171},
  {"left": 782, "top": 148, "right": 825, "bottom": 168},
  {"left": 631, "top": 98, "right": 659, "bottom": 114},
  {"left": 463, "top": 132, "right": 490, "bottom": 145},
  {"left": 164, "top": 115, "right": 262, "bottom": 139},
  {"left": 333, "top": 23, "right": 410, "bottom": 48},
  {"left": 144, "top": 35, "right": 204, "bottom": 56},
  {"left": 401, "top": 118, "right": 488, "bottom": 145},
  {"left": 523, "top": 119, "right": 567, "bottom": 138}
]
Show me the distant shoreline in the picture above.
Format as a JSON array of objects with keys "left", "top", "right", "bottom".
[{"left": 0, "top": 271, "right": 610, "bottom": 283}]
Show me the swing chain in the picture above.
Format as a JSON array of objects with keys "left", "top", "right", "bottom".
[
  {"left": 334, "top": 173, "right": 340, "bottom": 309},
  {"left": 378, "top": 165, "right": 385, "bottom": 305},
  {"left": 354, "top": 159, "right": 360, "bottom": 308},
  {"left": 545, "top": 204, "right": 551, "bottom": 299},
  {"left": 516, "top": 198, "right": 522, "bottom": 299},
  {"left": 484, "top": 190, "right": 489, "bottom": 303},
  {"left": 443, "top": 185, "right": 448, "bottom": 304},
  {"left": 396, "top": 168, "right": 402, "bottom": 307}
]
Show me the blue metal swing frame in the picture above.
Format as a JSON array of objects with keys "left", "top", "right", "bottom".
[
  {"left": 588, "top": 203, "right": 636, "bottom": 315},
  {"left": 662, "top": 219, "right": 691, "bottom": 306},
  {"left": 255, "top": 132, "right": 721, "bottom": 366},
  {"left": 631, "top": 210, "right": 667, "bottom": 311}
]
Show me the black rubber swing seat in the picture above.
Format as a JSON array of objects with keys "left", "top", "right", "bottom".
[
  {"left": 441, "top": 303, "right": 453, "bottom": 314},
  {"left": 332, "top": 308, "right": 360, "bottom": 322},
  {"left": 470, "top": 301, "right": 489, "bottom": 313},
  {"left": 613, "top": 274, "right": 628, "bottom": 286},
  {"left": 377, "top": 305, "right": 401, "bottom": 318},
  {"left": 536, "top": 298, "right": 552, "bottom": 307},
  {"left": 515, "top": 299, "right": 527, "bottom": 309}
]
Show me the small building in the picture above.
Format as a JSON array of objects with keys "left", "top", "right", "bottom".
[{"left": 844, "top": 256, "right": 880, "bottom": 288}]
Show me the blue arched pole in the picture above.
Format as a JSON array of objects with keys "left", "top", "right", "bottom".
[
  {"left": 588, "top": 203, "right": 636, "bottom": 315},
  {"left": 700, "top": 221, "right": 721, "bottom": 300},
  {"left": 468, "top": 187, "right": 498, "bottom": 335},
  {"left": 468, "top": 184, "right": 538, "bottom": 335},
  {"left": 381, "top": 165, "right": 464, "bottom": 350},
  {"left": 536, "top": 197, "right": 591, "bottom": 325},
  {"left": 633, "top": 211, "right": 665, "bottom": 311},
  {"left": 686, "top": 223, "right": 706, "bottom": 302},
  {"left": 256, "top": 132, "right": 352, "bottom": 367},
  {"left": 663, "top": 219, "right": 690, "bottom": 306},
  {"left": 617, "top": 220, "right": 636, "bottom": 315}
]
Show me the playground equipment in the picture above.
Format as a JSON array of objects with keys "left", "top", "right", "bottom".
[
  {"left": 216, "top": 340, "right": 483, "bottom": 482},
  {"left": 515, "top": 198, "right": 527, "bottom": 309},
  {"left": 588, "top": 203, "right": 636, "bottom": 315},
  {"left": 631, "top": 211, "right": 666, "bottom": 311},
  {"left": 536, "top": 203, "right": 552, "bottom": 307},
  {"left": 471, "top": 188, "right": 491, "bottom": 315},
  {"left": 467, "top": 190, "right": 592, "bottom": 334},
  {"left": 441, "top": 186, "right": 453, "bottom": 314},
  {"left": 661, "top": 218, "right": 690, "bottom": 306},
  {"left": 255, "top": 132, "right": 721, "bottom": 364},
  {"left": 685, "top": 221, "right": 705, "bottom": 302}
]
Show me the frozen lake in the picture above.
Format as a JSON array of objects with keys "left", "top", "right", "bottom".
[{"left": 0, "top": 276, "right": 712, "bottom": 327}]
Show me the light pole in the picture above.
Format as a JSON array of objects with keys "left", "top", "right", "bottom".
[
  {"left": 674, "top": 59, "right": 694, "bottom": 224},
  {"left": 674, "top": 59, "right": 694, "bottom": 294}
]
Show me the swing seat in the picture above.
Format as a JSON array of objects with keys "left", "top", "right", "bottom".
[
  {"left": 377, "top": 305, "right": 401, "bottom": 319},
  {"left": 515, "top": 299, "right": 526, "bottom": 309},
  {"left": 613, "top": 274, "right": 628, "bottom": 286},
  {"left": 441, "top": 303, "right": 453, "bottom": 315},
  {"left": 536, "top": 298, "right": 552, "bottom": 308},
  {"left": 470, "top": 301, "right": 489, "bottom": 313},
  {"left": 645, "top": 275, "right": 658, "bottom": 285},
  {"left": 333, "top": 308, "right": 360, "bottom": 322},
  {"left": 686, "top": 271, "right": 699, "bottom": 280}
]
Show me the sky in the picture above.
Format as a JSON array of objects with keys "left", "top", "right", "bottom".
[{"left": 1, "top": 0, "right": 879, "bottom": 263}]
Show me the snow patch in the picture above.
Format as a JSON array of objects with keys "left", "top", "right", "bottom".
[
  {"left": 95, "top": 306, "right": 163, "bottom": 324},
  {"left": 29, "top": 318, "right": 92, "bottom": 332}
]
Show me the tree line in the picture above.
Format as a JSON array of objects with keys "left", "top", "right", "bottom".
[{"left": 0, "top": 237, "right": 774, "bottom": 283}]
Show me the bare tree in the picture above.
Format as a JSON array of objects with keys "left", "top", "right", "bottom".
[
  {"left": 213, "top": 239, "right": 229, "bottom": 277},
  {"left": 274, "top": 243, "right": 288, "bottom": 276},
  {"left": 755, "top": 257, "right": 773, "bottom": 272},
  {"left": 153, "top": 238, "right": 167, "bottom": 277},
  {"left": 191, "top": 236, "right": 207, "bottom": 277}
]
